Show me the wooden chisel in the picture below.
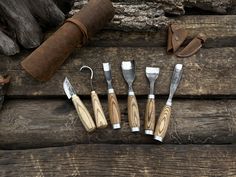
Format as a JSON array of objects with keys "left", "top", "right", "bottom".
[
  {"left": 63, "top": 77, "right": 96, "bottom": 132},
  {"left": 154, "top": 64, "right": 183, "bottom": 142},
  {"left": 121, "top": 60, "right": 140, "bottom": 132},
  {"left": 103, "top": 63, "right": 121, "bottom": 129},
  {"left": 145, "top": 67, "right": 160, "bottom": 135}
]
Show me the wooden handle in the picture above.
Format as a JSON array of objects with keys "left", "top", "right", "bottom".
[
  {"left": 72, "top": 95, "right": 96, "bottom": 132},
  {"left": 154, "top": 105, "right": 172, "bottom": 142},
  {"left": 144, "top": 98, "right": 155, "bottom": 134},
  {"left": 108, "top": 92, "right": 121, "bottom": 126},
  {"left": 91, "top": 91, "right": 108, "bottom": 128},
  {"left": 128, "top": 95, "right": 140, "bottom": 131}
]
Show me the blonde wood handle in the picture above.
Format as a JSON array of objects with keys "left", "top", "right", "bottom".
[
  {"left": 72, "top": 95, "right": 96, "bottom": 132},
  {"left": 128, "top": 95, "right": 140, "bottom": 131},
  {"left": 108, "top": 92, "right": 121, "bottom": 126},
  {"left": 144, "top": 98, "right": 155, "bottom": 133},
  {"left": 154, "top": 105, "right": 172, "bottom": 142},
  {"left": 91, "top": 91, "right": 108, "bottom": 128}
]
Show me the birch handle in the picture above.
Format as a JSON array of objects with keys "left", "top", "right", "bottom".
[
  {"left": 144, "top": 98, "right": 155, "bottom": 133},
  {"left": 128, "top": 95, "right": 140, "bottom": 131},
  {"left": 154, "top": 105, "right": 172, "bottom": 142},
  {"left": 91, "top": 91, "right": 108, "bottom": 128},
  {"left": 72, "top": 95, "right": 96, "bottom": 132},
  {"left": 108, "top": 92, "right": 121, "bottom": 126}
]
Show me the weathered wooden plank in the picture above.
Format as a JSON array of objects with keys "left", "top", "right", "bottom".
[
  {"left": 0, "top": 144, "right": 236, "bottom": 177},
  {"left": 46, "top": 15, "right": 236, "bottom": 48},
  {"left": 0, "top": 99, "right": 235, "bottom": 149},
  {"left": 2, "top": 47, "right": 236, "bottom": 97}
]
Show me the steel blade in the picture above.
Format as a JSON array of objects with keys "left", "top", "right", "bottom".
[{"left": 63, "top": 77, "right": 76, "bottom": 99}]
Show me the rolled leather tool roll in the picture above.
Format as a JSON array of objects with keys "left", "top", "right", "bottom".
[{"left": 21, "top": 0, "right": 115, "bottom": 81}]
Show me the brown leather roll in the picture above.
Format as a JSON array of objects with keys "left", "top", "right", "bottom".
[{"left": 21, "top": 0, "right": 115, "bottom": 81}]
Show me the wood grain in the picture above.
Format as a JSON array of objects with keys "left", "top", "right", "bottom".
[
  {"left": 41, "top": 15, "right": 236, "bottom": 48},
  {"left": 91, "top": 91, "right": 108, "bottom": 128},
  {"left": 108, "top": 92, "right": 121, "bottom": 126},
  {"left": 72, "top": 95, "right": 96, "bottom": 132},
  {"left": 128, "top": 95, "right": 140, "bottom": 131},
  {"left": 0, "top": 144, "right": 236, "bottom": 177},
  {"left": 154, "top": 105, "right": 172, "bottom": 142},
  {"left": 2, "top": 47, "right": 236, "bottom": 97},
  {"left": 144, "top": 98, "right": 156, "bottom": 133},
  {"left": 0, "top": 98, "right": 235, "bottom": 149}
]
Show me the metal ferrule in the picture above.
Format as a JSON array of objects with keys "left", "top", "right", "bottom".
[
  {"left": 131, "top": 127, "right": 140, "bottom": 132},
  {"left": 112, "top": 123, "right": 121, "bottom": 129},
  {"left": 128, "top": 86, "right": 134, "bottom": 96},
  {"left": 128, "top": 91, "right": 135, "bottom": 96},
  {"left": 148, "top": 94, "right": 155, "bottom": 99},
  {"left": 154, "top": 135, "right": 163, "bottom": 142},
  {"left": 166, "top": 97, "right": 172, "bottom": 106},
  {"left": 108, "top": 88, "right": 114, "bottom": 94},
  {"left": 145, "top": 130, "right": 153, "bottom": 135}
]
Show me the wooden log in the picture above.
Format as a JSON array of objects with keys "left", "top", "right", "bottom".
[
  {"left": 0, "top": 31, "right": 19, "bottom": 56},
  {"left": 0, "top": 99, "right": 235, "bottom": 149},
  {"left": 0, "top": 0, "right": 75, "bottom": 56},
  {"left": 0, "top": 144, "right": 236, "bottom": 176},
  {"left": 70, "top": 0, "right": 235, "bottom": 31},
  {"left": 2, "top": 47, "right": 236, "bottom": 97}
]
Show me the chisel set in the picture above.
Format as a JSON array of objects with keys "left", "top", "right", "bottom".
[{"left": 63, "top": 62, "right": 183, "bottom": 142}]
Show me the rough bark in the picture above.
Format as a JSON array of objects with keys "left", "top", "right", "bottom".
[
  {"left": 0, "top": 0, "right": 74, "bottom": 55},
  {"left": 70, "top": 0, "right": 236, "bottom": 31}
]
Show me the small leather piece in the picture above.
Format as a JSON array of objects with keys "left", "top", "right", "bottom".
[
  {"left": 167, "top": 24, "right": 188, "bottom": 53},
  {"left": 176, "top": 33, "right": 207, "bottom": 58},
  {"left": 0, "top": 75, "right": 10, "bottom": 110},
  {"left": 21, "top": 0, "right": 115, "bottom": 81}
]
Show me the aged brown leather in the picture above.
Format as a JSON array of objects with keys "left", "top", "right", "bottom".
[
  {"left": 176, "top": 33, "right": 207, "bottom": 58},
  {"left": 0, "top": 75, "right": 10, "bottom": 110},
  {"left": 167, "top": 23, "right": 188, "bottom": 53},
  {"left": 21, "top": 0, "right": 115, "bottom": 81}
]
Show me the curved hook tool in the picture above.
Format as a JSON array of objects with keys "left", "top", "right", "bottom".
[
  {"left": 80, "top": 65, "right": 108, "bottom": 128},
  {"left": 80, "top": 65, "right": 94, "bottom": 91}
]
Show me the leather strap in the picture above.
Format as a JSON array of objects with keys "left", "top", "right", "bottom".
[
  {"left": 66, "top": 18, "right": 89, "bottom": 47},
  {"left": 176, "top": 33, "right": 207, "bottom": 58}
]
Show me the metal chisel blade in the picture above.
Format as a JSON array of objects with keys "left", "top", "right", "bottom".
[
  {"left": 169, "top": 64, "right": 183, "bottom": 97},
  {"left": 103, "top": 63, "right": 112, "bottom": 82},
  {"left": 103, "top": 63, "right": 113, "bottom": 90},
  {"left": 121, "top": 60, "right": 135, "bottom": 84},
  {"left": 63, "top": 77, "right": 76, "bottom": 99}
]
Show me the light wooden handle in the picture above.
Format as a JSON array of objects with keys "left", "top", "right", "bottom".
[
  {"left": 154, "top": 105, "right": 172, "bottom": 142},
  {"left": 144, "top": 98, "right": 155, "bottom": 134},
  {"left": 72, "top": 95, "right": 96, "bottom": 132},
  {"left": 108, "top": 92, "right": 121, "bottom": 126},
  {"left": 91, "top": 91, "right": 108, "bottom": 128},
  {"left": 128, "top": 95, "right": 140, "bottom": 131}
]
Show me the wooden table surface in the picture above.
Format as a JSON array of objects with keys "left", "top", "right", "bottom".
[{"left": 0, "top": 6, "right": 236, "bottom": 177}]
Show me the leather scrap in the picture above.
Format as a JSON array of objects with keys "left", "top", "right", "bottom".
[
  {"left": 167, "top": 23, "right": 188, "bottom": 53},
  {"left": 0, "top": 75, "right": 10, "bottom": 110},
  {"left": 21, "top": 0, "right": 115, "bottom": 81},
  {"left": 176, "top": 33, "right": 207, "bottom": 58}
]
